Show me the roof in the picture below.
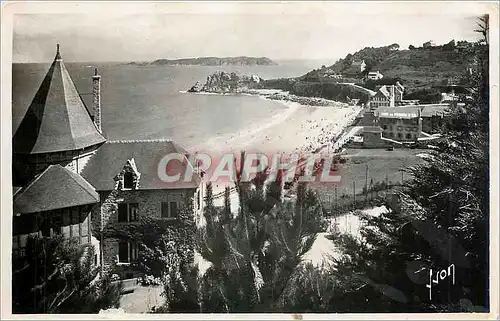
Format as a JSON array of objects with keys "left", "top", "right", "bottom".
[
  {"left": 13, "top": 44, "right": 106, "bottom": 155},
  {"left": 81, "top": 139, "right": 202, "bottom": 191},
  {"left": 79, "top": 93, "right": 95, "bottom": 118},
  {"left": 376, "top": 107, "right": 421, "bottom": 119},
  {"left": 13, "top": 187, "right": 22, "bottom": 196},
  {"left": 351, "top": 60, "right": 365, "bottom": 66},
  {"left": 14, "top": 164, "right": 99, "bottom": 214},
  {"left": 363, "top": 126, "right": 383, "bottom": 133},
  {"left": 376, "top": 86, "right": 390, "bottom": 98},
  {"left": 420, "top": 104, "right": 451, "bottom": 117}
]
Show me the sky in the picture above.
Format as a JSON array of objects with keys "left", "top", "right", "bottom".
[{"left": 10, "top": 2, "right": 484, "bottom": 63}]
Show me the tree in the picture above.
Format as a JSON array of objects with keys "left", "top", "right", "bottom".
[
  {"left": 408, "top": 45, "right": 416, "bottom": 50},
  {"left": 222, "top": 186, "right": 232, "bottom": 224},
  {"left": 388, "top": 43, "right": 400, "bottom": 51},
  {"left": 443, "top": 39, "right": 456, "bottom": 51},
  {"left": 174, "top": 152, "right": 328, "bottom": 313},
  {"left": 12, "top": 235, "right": 121, "bottom": 314},
  {"left": 404, "top": 87, "right": 442, "bottom": 104}
]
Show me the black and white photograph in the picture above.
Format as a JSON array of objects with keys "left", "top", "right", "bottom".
[{"left": 1, "top": 1, "right": 498, "bottom": 318}]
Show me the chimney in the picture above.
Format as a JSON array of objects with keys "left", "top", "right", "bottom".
[
  {"left": 92, "top": 68, "right": 102, "bottom": 132},
  {"left": 389, "top": 85, "right": 395, "bottom": 107}
]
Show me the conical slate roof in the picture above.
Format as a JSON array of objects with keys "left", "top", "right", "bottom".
[
  {"left": 14, "top": 164, "right": 100, "bottom": 214},
  {"left": 13, "top": 44, "right": 106, "bottom": 155}
]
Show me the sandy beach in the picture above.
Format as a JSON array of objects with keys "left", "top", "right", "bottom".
[
  {"left": 196, "top": 92, "right": 362, "bottom": 156},
  {"left": 244, "top": 102, "right": 361, "bottom": 155},
  {"left": 193, "top": 93, "right": 362, "bottom": 216}
]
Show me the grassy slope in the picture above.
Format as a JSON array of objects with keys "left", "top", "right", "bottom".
[
  {"left": 327, "top": 44, "right": 475, "bottom": 92},
  {"left": 374, "top": 49, "right": 473, "bottom": 90}
]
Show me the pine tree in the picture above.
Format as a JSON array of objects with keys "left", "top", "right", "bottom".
[{"left": 221, "top": 186, "right": 232, "bottom": 224}]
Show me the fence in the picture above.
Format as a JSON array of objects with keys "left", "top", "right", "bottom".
[{"left": 317, "top": 168, "right": 409, "bottom": 218}]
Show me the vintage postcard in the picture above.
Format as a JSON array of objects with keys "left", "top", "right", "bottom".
[{"left": 1, "top": 1, "right": 498, "bottom": 319}]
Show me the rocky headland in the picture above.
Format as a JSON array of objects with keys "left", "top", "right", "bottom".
[
  {"left": 188, "top": 71, "right": 264, "bottom": 94},
  {"left": 187, "top": 71, "right": 351, "bottom": 108}
]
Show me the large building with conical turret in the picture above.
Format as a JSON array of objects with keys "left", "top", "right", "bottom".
[
  {"left": 12, "top": 45, "right": 106, "bottom": 260},
  {"left": 12, "top": 45, "right": 203, "bottom": 279}
]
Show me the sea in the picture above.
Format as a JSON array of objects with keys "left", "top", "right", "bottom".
[{"left": 12, "top": 60, "right": 328, "bottom": 151}]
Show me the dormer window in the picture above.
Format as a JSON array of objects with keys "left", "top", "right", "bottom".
[{"left": 123, "top": 172, "right": 134, "bottom": 189}]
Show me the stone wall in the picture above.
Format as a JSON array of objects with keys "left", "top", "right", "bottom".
[{"left": 92, "top": 188, "right": 197, "bottom": 278}]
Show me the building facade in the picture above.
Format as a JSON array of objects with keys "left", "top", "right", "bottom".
[
  {"left": 375, "top": 107, "right": 422, "bottom": 142},
  {"left": 369, "top": 82, "right": 405, "bottom": 109},
  {"left": 367, "top": 71, "right": 384, "bottom": 80},
  {"left": 81, "top": 140, "right": 202, "bottom": 279}
]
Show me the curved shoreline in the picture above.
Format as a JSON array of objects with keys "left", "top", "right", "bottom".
[
  {"left": 183, "top": 88, "right": 361, "bottom": 156},
  {"left": 181, "top": 88, "right": 352, "bottom": 109}
]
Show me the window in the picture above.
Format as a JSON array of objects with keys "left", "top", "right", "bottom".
[
  {"left": 406, "top": 133, "right": 412, "bottom": 139},
  {"left": 161, "top": 201, "right": 179, "bottom": 219},
  {"left": 39, "top": 214, "right": 62, "bottom": 237},
  {"left": 170, "top": 202, "right": 178, "bottom": 218},
  {"left": 397, "top": 133, "right": 402, "bottom": 139},
  {"left": 397, "top": 126, "right": 403, "bottom": 131},
  {"left": 118, "top": 241, "right": 139, "bottom": 264},
  {"left": 118, "top": 203, "right": 139, "bottom": 222},
  {"left": 382, "top": 125, "right": 387, "bottom": 130},
  {"left": 123, "top": 172, "right": 134, "bottom": 189},
  {"left": 413, "top": 127, "right": 418, "bottom": 132},
  {"left": 406, "top": 127, "right": 411, "bottom": 132},
  {"left": 41, "top": 219, "right": 51, "bottom": 237},
  {"left": 52, "top": 215, "right": 62, "bottom": 235}
]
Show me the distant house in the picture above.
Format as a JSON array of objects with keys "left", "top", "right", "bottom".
[
  {"left": 81, "top": 139, "right": 203, "bottom": 279},
  {"left": 353, "top": 59, "right": 366, "bottom": 72},
  {"left": 343, "top": 59, "right": 366, "bottom": 76},
  {"left": 435, "top": 84, "right": 472, "bottom": 103},
  {"left": 367, "top": 70, "right": 383, "bottom": 80},
  {"left": 423, "top": 40, "right": 436, "bottom": 48},
  {"left": 369, "top": 82, "right": 404, "bottom": 109}
]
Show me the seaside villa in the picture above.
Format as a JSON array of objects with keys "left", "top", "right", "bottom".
[{"left": 12, "top": 44, "right": 202, "bottom": 280}]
